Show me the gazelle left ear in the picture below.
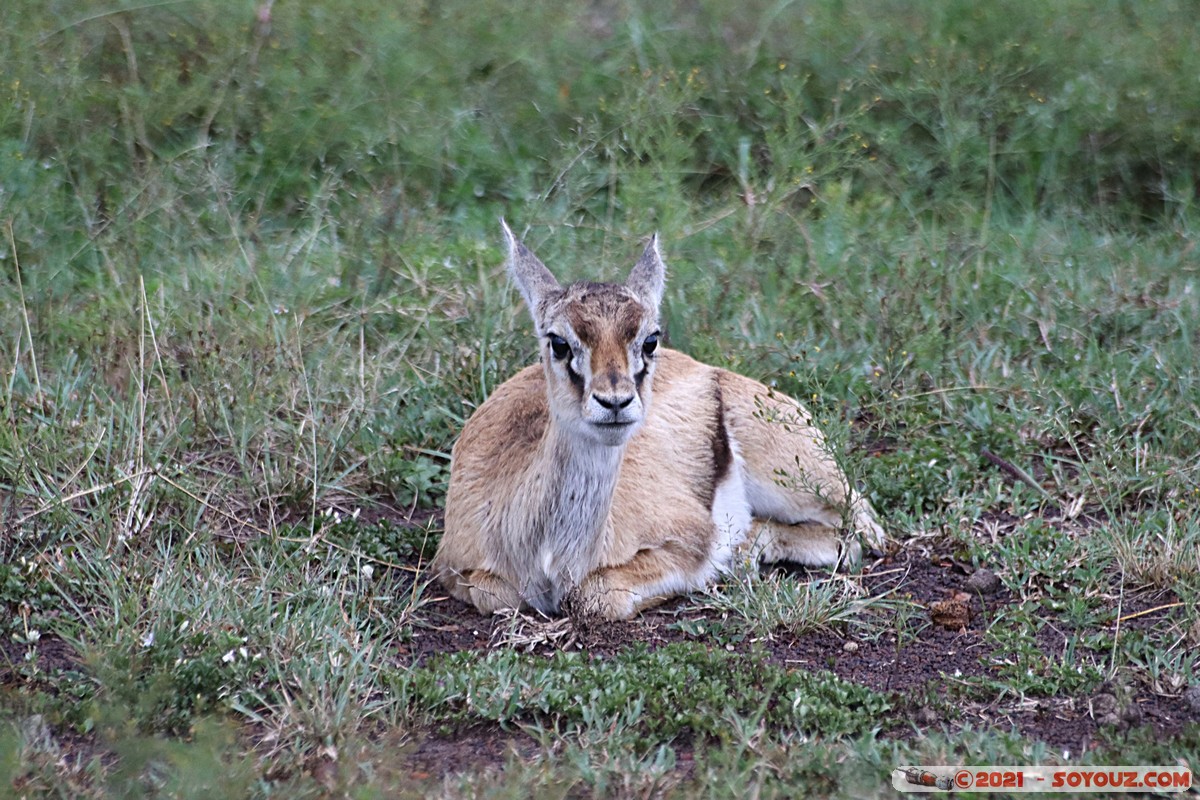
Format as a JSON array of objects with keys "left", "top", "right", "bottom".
[{"left": 626, "top": 234, "right": 665, "bottom": 312}]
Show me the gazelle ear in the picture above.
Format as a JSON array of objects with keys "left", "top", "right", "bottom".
[
  {"left": 502, "top": 220, "right": 561, "bottom": 327},
  {"left": 626, "top": 233, "right": 666, "bottom": 312}
]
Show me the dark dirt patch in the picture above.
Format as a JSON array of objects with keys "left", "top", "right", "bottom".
[
  {"left": 401, "top": 725, "right": 538, "bottom": 780},
  {"left": 406, "top": 546, "right": 1011, "bottom": 680},
  {"left": 0, "top": 632, "right": 80, "bottom": 684},
  {"left": 352, "top": 500, "right": 443, "bottom": 532}
]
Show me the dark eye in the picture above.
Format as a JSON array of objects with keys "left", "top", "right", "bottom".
[
  {"left": 548, "top": 334, "right": 571, "bottom": 360},
  {"left": 642, "top": 332, "right": 659, "bottom": 357}
]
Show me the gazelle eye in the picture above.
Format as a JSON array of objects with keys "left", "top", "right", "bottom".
[
  {"left": 548, "top": 334, "right": 571, "bottom": 360},
  {"left": 642, "top": 332, "right": 659, "bottom": 357}
]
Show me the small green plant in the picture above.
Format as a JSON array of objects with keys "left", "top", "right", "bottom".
[
  {"left": 403, "top": 643, "right": 892, "bottom": 747},
  {"left": 684, "top": 570, "right": 886, "bottom": 640},
  {"left": 1106, "top": 512, "right": 1200, "bottom": 591}
]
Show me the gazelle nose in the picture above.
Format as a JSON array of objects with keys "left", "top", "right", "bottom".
[{"left": 593, "top": 393, "right": 634, "bottom": 410}]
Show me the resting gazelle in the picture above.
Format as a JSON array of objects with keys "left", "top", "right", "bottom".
[{"left": 433, "top": 225, "right": 884, "bottom": 619}]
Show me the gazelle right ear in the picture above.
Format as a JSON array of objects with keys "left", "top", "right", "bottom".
[{"left": 502, "top": 220, "right": 561, "bottom": 326}]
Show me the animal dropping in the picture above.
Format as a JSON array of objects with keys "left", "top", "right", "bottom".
[{"left": 433, "top": 223, "right": 885, "bottom": 620}]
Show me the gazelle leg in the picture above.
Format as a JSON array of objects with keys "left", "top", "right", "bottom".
[
  {"left": 741, "top": 519, "right": 859, "bottom": 568},
  {"left": 572, "top": 538, "right": 711, "bottom": 620},
  {"left": 443, "top": 568, "right": 524, "bottom": 615}
]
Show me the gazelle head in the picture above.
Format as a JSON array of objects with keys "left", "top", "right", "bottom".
[{"left": 503, "top": 222, "right": 666, "bottom": 448}]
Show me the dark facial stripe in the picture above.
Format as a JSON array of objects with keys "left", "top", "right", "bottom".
[
  {"left": 565, "top": 360, "right": 585, "bottom": 393},
  {"left": 634, "top": 360, "right": 649, "bottom": 389}
]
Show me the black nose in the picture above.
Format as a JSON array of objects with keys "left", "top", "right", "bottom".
[{"left": 593, "top": 393, "right": 634, "bottom": 410}]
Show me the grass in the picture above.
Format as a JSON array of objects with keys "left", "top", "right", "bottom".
[{"left": 2, "top": 0, "right": 1199, "bottom": 797}]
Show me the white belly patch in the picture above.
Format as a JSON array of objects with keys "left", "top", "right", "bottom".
[{"left": 709, "top": 438, "right": 751, "bottom": 574}]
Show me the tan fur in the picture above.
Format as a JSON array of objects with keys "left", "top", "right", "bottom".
[{"left": 433, "top": 226, "right": 885, "bottom": 619}]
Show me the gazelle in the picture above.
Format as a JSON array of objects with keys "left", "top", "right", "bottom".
[{"left": 433, "top": 224, "right": 885, "bottom": 620}]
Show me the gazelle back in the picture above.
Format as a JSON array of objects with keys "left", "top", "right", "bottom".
[{"left": 433, "top": 225, "right": 884, "bottom": 619}]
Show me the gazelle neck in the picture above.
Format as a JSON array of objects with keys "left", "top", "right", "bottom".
[{"left": 520, "top": 416, "right": 628, "bottom": 614}]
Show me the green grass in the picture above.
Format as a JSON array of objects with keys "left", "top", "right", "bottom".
[
  {"left": 2, "top": 0, "right": 1199, "bottom": 797},
  {"left": 405, "top": 643, "right": 892, "bottom": 744}
]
